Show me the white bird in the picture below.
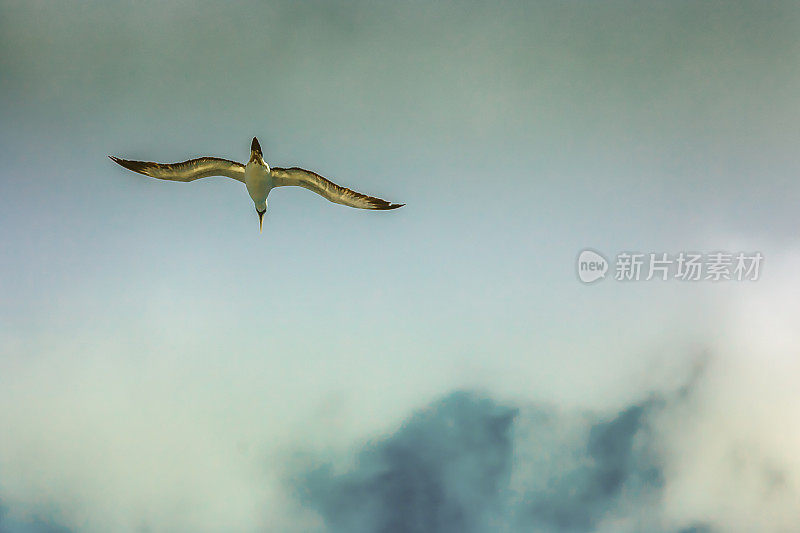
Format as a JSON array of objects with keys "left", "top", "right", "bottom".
[{"left": 110, "top": 137, "right": 403, "bottom": 231}]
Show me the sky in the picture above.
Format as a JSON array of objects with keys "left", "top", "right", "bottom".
[{"left": 0, "top": 1, "right": 799, "bottom": 531}]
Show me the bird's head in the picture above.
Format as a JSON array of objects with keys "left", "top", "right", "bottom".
[
  {"left": 255, "top": 200, "right": 267, "bottom": 233},
  {"left": 250, "top": 137, "right": 264, "bottom": 164}
]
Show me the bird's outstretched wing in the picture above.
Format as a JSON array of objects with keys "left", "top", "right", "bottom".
[
  {"left": 270, "top": 167, "right": 403, "bottom": 210},
  {"left": 109, "top": 156, "right": 245, "bottom": 183}
]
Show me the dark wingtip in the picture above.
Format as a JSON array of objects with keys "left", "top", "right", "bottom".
[
  {"left": 374, "top": 201, "right": 404, "bottom": 210},
  {"left": 109, "top": 156, "right": 150, "bottom": 174}
]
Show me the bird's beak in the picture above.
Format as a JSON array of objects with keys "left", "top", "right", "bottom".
[{"left": 258, "top": 210, "right": 265, "bottom": 233}]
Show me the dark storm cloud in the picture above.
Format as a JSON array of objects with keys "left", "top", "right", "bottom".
[
  {"left": 677, "top": 525, "right": 714, "bottom": 533},
  {"left": 521, "top": 401, "right": 663, "bottom": 531},
  {"left": 298, "top": 390, "right": 710, "bottom": 533},
  {"left": 0, "top": 506, "right": 71, "bottom": 533},
  {"left": 0, "top": 481, "right": 71, "bottom": 533},
  {"left": 298, "top": 392, "right": 517, "bottom": 533}
]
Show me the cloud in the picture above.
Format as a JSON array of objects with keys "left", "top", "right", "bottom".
[
  {"left": 295, "top": 385, "right": 716, "bottom": 533},
  {"left": 519, "top": 401, "right": 663, "bottom": 532},
  {"left": 0, "top": 504, "right": 71, "bottom": 533},
  {"left": 297, "top": 392, "right": 517, "bottom": 533},
  {"left": 1, "top": 346, "right": 798, "bottom": 532}
]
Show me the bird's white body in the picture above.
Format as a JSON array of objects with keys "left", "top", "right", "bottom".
[
  {"left": 244, "top": 158, "right": 272, "bottom": 212},
  {"left": 109, "top": 136, "right": 403, "bottom": 232}
]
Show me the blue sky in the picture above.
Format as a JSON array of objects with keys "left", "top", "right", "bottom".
[{"left": 1, "top": 1, "right": 800, "bottom": 531}]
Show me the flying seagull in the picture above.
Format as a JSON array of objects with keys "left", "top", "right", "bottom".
[{"left": 109, "top": 137, "right": 403, "bottom": 231}]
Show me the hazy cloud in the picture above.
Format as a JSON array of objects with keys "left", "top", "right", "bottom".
[
  {"left": 298, "top": 392, "right": 517, "bottom": 533},
  {"left": 519, "top": 402, "right": 663, "bottom": 531},
  {"left": 296, "top": 386, "right": 715, "bottom": 533},
  {"left": 0, "top": 505, "right": 71, "bottom": 533}
]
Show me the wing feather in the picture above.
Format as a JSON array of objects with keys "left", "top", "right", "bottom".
[
  {"left": 270, "top": 167, "right": 403, "bottom": 210},
  {"left": 109, "top": 156, "right": 245, "bottom": 183}
]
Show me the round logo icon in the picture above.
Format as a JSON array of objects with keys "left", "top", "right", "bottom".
[{"left": 577, "top": 249, "right": 608, "bottom": 283}]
